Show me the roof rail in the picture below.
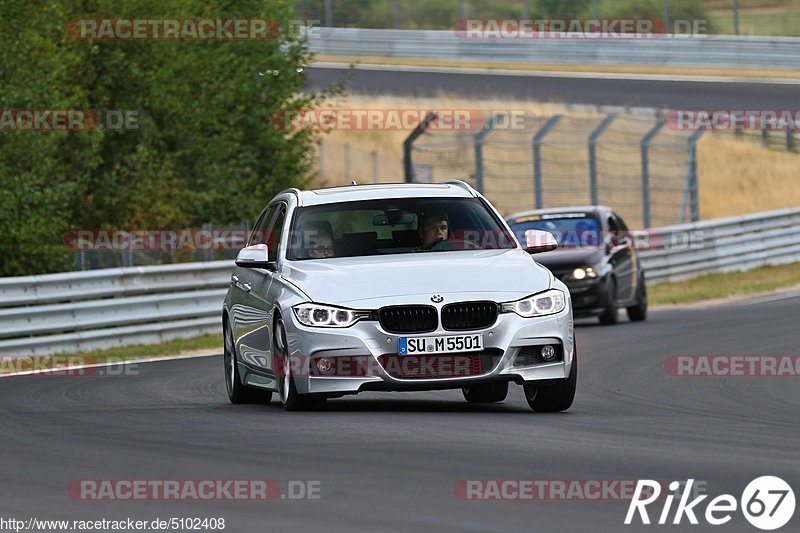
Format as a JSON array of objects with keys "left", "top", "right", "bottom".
[
  {"left": 277, "top": 187, "right": 303, "bottom": 206},
  {"left": 442, "top": 180, "right": 477, "bottom": 196}
]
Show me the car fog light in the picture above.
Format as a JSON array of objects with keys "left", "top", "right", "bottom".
[
  {"left": 541, "top": 345, "right": 556, "bottom": 361},
  {"left": 317, "top": 357, "right": 333, "bottom": 372}
]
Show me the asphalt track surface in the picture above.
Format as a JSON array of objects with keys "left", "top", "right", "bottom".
[
  {"left": 306, "top": 64, "right": 800, "bottom": 109},
  {"left": 2, "top": 291, "right": 798, "bottom": 532}
]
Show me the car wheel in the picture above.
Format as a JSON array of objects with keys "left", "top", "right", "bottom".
[
  {"left": 523, "top": 349, "right": 577, "bottom": 412},
  {"left": 626, "top": 276, "right": 648, "bottom": 322},
  {"left": 462, "top": 381, "right": 509, "bottom": 403},
  {"left": 274, "top": 317, "right": 326, "bottom": 412},
  {"left": 224, "top": 324, "right": 269, "bottom": 404},
  {"left": 598, "top": 277, "right": 619, "bottom": 325}
]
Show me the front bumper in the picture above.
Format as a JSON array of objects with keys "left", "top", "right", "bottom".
[
  {"left": 243, "top": 304, "right": 574, "bottom": 395},
  {"left": 563, "top": 278, "right": 610, "bottom": 317}
]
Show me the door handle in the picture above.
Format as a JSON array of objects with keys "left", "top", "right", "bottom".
[
  {"left": 242, "top": 283, "right": 251, "bottom": 292},
  {"left": 231, "top": 275, "right": 239, "bottom": 285}
]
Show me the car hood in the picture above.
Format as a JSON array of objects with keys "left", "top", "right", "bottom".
[
  {"left": 281, "top": 249, "right": 552, "bottom": 306},
  {"left": 533, "top": 248, "right": 604, "bottom": 271}
]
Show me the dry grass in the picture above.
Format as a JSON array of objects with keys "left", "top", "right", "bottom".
[
  {"left": 698, "top": 134, "right": 800, "bottom": 219},
  {"left": 314, "top": 55, "right": 800, "bottom": 80}
]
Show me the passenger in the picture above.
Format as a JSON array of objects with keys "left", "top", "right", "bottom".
[{"left": 303, "top": 221, "right": 335, "bottom": 259}]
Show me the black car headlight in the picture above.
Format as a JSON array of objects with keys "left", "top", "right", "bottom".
[
  {"left": 501, "top": 289, "right": 566, "bottom": 318},
  {"left": 567, "top": 267, "right": 598, "bottom": 281},
  {"left": 293, "top": 303, "right": 371, "bottom": 328}
]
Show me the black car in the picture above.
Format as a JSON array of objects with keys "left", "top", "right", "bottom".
[{"left": 506, "top": 206, "right": 647, "bottom": 325}]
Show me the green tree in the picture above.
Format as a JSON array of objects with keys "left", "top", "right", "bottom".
[{"left": 0, "top": 0, "right": 332, "bottom": 276}]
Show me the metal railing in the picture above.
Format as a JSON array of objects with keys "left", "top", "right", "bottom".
[
  {"left": 638, "top": 208, "right": 800, "bottom": 283},
  {"left": 1, "top": 207, "right": 798, "bottom": 356},
  {"left": 308, "top": 27, "right": 800, "bottom": 69},
  {"left": 0, "top": 262, "right": 231, "bottom": 356}
]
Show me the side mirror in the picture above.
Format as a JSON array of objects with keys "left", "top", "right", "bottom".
[
  {"left": 524, "top": 230, "right": 558, "bottom": 254},
  {"left": 235, "top": 244, "right": 272, "bottom": 269}
]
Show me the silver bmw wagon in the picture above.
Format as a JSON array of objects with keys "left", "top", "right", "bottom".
[{"left": 222, "top": 180, "right": 576, "bottom": 411}]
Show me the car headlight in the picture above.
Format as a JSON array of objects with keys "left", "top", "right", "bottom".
[
  {"left": 292, "top": 303, "right": 371, "bottom": 328},
  {"left": 501, "top": 289, "right": 566, "bottom": 318},
  {"left": 568, "top": 267, "right": 598, "bottom": 281}
]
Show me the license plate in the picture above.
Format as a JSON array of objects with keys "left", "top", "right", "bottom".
[{"left": 398, "top": 334, "right": 484, "bottom": 355}]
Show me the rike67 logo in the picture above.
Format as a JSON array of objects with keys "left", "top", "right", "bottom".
[{"left": 625, "top": 477, "right": 795, "bottom": 530}]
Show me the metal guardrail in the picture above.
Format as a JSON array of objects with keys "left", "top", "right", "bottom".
[
  {"left": 308, "top": 27, "right": 800, "bottom": 69},
  {"left": 1, "top": 207, "right": 798, "bottom": 355},
  {"left": 0, "top": 262, "right": 232, "bottom": 356},
  {"left": 639, "top": 208, "right": 800, "bottom": 283}
]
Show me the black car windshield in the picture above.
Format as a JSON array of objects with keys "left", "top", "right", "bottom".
[
  {"left": 288, "top": 197, "right": 516, "bottom": 260},
  {"left": 508, "top": 213, "right": 602, "bottom": 249}
]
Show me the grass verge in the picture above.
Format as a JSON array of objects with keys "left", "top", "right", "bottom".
[
  {"left": 0, "top": 333, "right": 222, "bottom": 375},
  {"left": 710, "top": 7, "right": 800, "bottom": 37},
  {"left": 649, "top": 263, "right": 800, "bottom": 305}
]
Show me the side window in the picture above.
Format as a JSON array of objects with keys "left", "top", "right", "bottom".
[
  {"left": 612, "top": 214, "right": 631, "bottom": 245},
  {"left": 607, "top": 216, "right": 621, "bottom": 246},
  {"left": 266, "top": 206, "right": 286, "bottom": 262},
  {"left": 248, "top": 205, "right": 277, "bottom": 246}
]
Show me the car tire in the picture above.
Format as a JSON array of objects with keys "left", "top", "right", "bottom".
[
  {"left": 626, "top": 275, "right": 648, "bottom": 322},
  {"left": 224, "top": 324, "right": 270, "bottom": 404},
  {"left": 462, "top": 381, "right": 509, "bottom": 403},
  {"left": 274, "top": 317, "right": 327, "bottom": 412},
  {"left": 523, "top": 349, "right": 577, "bottom": 412},
  {"left": 598, "top": 277, "right": 619, "bottom": 325}
]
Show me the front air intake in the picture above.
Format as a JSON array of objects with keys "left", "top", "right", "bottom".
[{"left": 378, "top": 305, "right": 438, "bottom": 334}]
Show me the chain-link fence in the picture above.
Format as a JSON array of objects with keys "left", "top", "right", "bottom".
[
  {"left": 313, "top": 139, "right": 403, "bottom": 186},
  {"left": 407, "top": 112, "right": 706, "bottom": 228}
]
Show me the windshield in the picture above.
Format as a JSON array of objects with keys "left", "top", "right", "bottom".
[
  {"left": 288, "top": 197, "right": 516, "bottom": 260},
  {"left": 508, "top": 213, "right": 602, "bottom": 249}
]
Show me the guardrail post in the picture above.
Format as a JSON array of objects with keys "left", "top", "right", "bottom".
[
  {"left": 787, "top": 129, "right": 795, "bottom": 152},
  {"left": 761, "top": 128, "right": 768, "bottom": 146},
  {"left": 532, "top": 114, "right": 562, "bottom": 209},
  {"left": 588, "top": 114, "right": 617, "bottom": 206},
  {"left": 324, "top": 0, "right": 332, "bottom": 27},
  {"left": 680, "top": 128, "right": 706, "bottom": 223},
  {"left": 371, "top": 150, "right": 379, "bottom": 182},
  {"left": 473, "top": 113, "right": 508, "bottom": 194},
  {"left": 403, "top": 111, "right": 437, "bottom": 183},
  {"left": 640, "top": 120, "right": 666, "bottom": 228}
]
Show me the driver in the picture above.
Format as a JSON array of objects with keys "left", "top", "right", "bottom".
[{"left": 417, "top": 209, "right": 449, "bottom": 250}]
